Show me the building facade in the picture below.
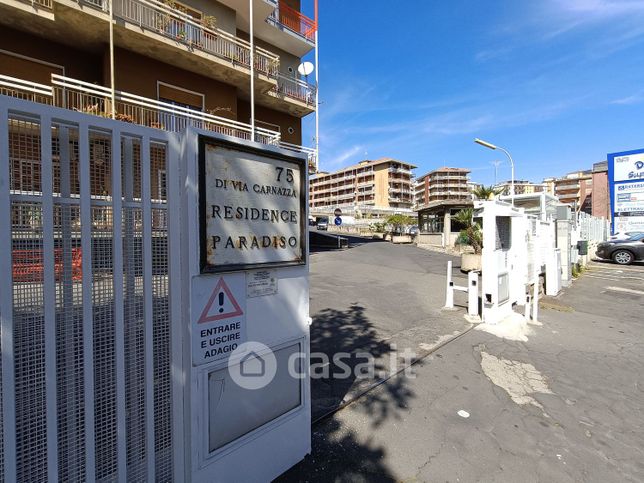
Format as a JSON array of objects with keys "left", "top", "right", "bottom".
[
  {"left": 414, "top": 167, "right": 470, "bottom": 209},
  {"left": 309, "top": 158, "right": 416, "bottom": 217},
  {"left": 494, "top": 180, "right": 545, "bottom": 196},
  {"left": 0, "top": 0, "right": 317, "bottom": 170},
  {"left": 546, "top": 170, "right": 593, "bottom": 214},
  {"left": 591, "top": 161, "right": 610, "bottom": 220}
]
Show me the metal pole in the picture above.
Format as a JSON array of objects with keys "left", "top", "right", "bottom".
[
  {"left": 249, "top": 0, "right": 255, "bottom": 141},
  {"left": 109, "top": 0, "right": 116, "bottom": 119},
  {"left": 314, "top": 0, "right": 319, "bottom": 172},
  {"left": 498, "top": 146, "right": 514, "bottom": 206}
]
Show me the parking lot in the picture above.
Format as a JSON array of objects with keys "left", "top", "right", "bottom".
[{"left": 282, "top": 250, "right": 644, "bottom": 482}]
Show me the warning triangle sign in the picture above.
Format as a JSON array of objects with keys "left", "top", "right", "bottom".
[{"left": 198, "top": 277, "right": 244, "bottom": 324}]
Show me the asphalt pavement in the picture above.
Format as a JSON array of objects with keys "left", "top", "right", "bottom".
[
  {"left": 306, "top": 236, "right": 472, "bottom": 421},
  {"left": 280, "top": 257, "right": 644, "bottom": 482}
]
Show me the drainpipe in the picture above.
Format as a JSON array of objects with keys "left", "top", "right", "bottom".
[
  {"left": 314, "top": 0, "right": 319, "bottom": 172},
  {"left": 249, "top": 0, "right": 255, "bottom": 141},
  {"left": 109, "top": 0, "right": 116, "bottom": 119}
]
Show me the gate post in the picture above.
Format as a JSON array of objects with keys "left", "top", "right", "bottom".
[
  {"left": 444, "top": 261, "right": 454, "bottom": 309},
  {"left": 467, "top": 270, "right": 479, "bottom": 317},
  {"left": 182, "top": 129, "right": 311, "bottom": 482}
]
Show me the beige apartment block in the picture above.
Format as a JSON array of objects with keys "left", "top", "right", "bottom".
[
  {"left": 494, "top": 179, "right": 545, "bottom": 196},
  {"left": 309, "top": 157, "right": 416, "bottom": 217},
  {"left": 544, "top": 170, "right": 593, "bottom": 213}
]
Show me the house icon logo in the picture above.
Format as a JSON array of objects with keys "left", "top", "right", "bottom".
[
  {"left": 229, "top": 342, "right": 277, "bottom": 390},
  {"left": 240, "top": 351, "right": 266, "bottom": 377}
]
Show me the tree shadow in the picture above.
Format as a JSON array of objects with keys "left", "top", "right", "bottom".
[{"left": 277, "top": 304, "right": 415, "bottom": 481}]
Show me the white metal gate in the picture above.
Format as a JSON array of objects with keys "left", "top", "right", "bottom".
[{"left": 0, "top": 96, "right": 183, "bottom": 481}]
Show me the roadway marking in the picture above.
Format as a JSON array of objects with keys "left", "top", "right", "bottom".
[
  {"left": 586, "top": 274, "right": 644, "bottom": 282},
  {"left": 589, "top": 264, "right": 644, "bottom": 273},
  {"left": 605, "top": 286, "right": 644, "bottom": 296}
]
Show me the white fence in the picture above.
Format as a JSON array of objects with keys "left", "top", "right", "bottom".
[{"left": 0, "top": 95, "right": 183, "bottom": 480}]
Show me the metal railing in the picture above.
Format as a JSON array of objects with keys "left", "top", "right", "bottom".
[
  {"left": 278, "top": 140, "right": 317, "bottom": 172},
  {"left": 114, "top": 0, "right": 279, "bottom": 76},
  {"left": 20, "top": 0, "right": 52, "bottom": 8},
  {"left": 0, "top": 75, "right": 53, "bottom": 104},
  {"left": 273, "top": 73, "right": 316, "bottom": 106},
  {"left": 1, "top": 73, "right": 318, "bottom": 166},
  {"left": 268, "top": 0, "right": 316, "bottom": 42},
  {"left": 51, "top": 75, "right": 281, "bottom": 144}
]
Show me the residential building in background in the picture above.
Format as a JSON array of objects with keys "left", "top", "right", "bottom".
[
  {"left": 591, "top": 161, "right": 610, "bottom": 220},
  {"left": 0, "top": 0, "right": 318, "bottom": 170},
  {"left": 546, "top": 170, "right": 593, "bottom": 214},
  {"left": 414, "top": 167, "right": 471, "bottom": 209},
  {"left": 494, "top": 179, "right": 544, "bottom": 196},
  {"left": 467, "top": 180, "right": 483, "bottom": 199},
  {"left": 415, "top": 167, "right": 471, "bottom": 248},
  {"left": 309, "top": 158, "right": 416, "bottom": 218}
]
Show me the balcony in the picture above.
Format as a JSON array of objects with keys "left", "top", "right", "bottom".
[
  {"left": 270, "top": 1, "right": 315, "bottom": 41},
  {"left": 1, "top": 0, "right": 282, "bottom": 100},
  {"left": 214, "top": 0, "right": 314, "bottom": 57},
  {"left": 0, "top": 73, "right": 317, "bottom": 169},
  {"left": 112, "top": 0, "right": 280, "bottom": 95},
  {"left": 267, "top": 73, "right": 316, "bottom": 116}
]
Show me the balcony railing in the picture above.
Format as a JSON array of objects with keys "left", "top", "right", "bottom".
[
  {"left": 276, "top": 140, "right": 317, "bottom": 172},
  {"left": 114, "top": 0, "right": 279, "bottom": 76},
  {"left": 268, "top": 0, "right": 316, "bottom": 42},
  {"left": 51, "top": 75, "right": 282, "bottom": 143},
  {"left": 18, "top": 0, "right": 52, "bottom": 8},
  {"left": 0, "top": 75, "right": 54, "bottom": 104},
  {"left": 273, "top": 73, "right": 316, "bottom": 106},
  {"left": 2, "top": 73, "right": 318, "bottom": 170}
]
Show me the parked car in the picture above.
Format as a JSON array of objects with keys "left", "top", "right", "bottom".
[
  {"left": 407, "top": 225, "right": 419, "bottom": 236},
  {"left": 609, "top": 231, "right": 642, "bottom": 241},
  {"left": 316, "top": 217, "right": 329, "bottom": 231},
  {"left": 596, "top": 233, "right": 644, "bottom": 265}
]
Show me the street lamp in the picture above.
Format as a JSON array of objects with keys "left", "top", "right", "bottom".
[{"left": 474, "top": 138, "right": 515, "bottom": 206}]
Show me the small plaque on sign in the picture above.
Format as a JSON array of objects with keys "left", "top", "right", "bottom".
[{"left": 247, "top": 270, "right": 278, "bottom": 298}]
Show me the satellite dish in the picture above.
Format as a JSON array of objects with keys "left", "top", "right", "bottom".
[{"left": 297, "top": 61, "right": 315, "bottom": 76}]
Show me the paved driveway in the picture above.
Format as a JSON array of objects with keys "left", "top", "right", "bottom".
[
  {"left": 308, "top": 237, "right": 471, "bottom": 420},
  {"left": 282, "top": 261, "right": 644, "bottom": 482}
]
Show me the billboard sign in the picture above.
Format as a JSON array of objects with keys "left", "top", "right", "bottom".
[{"left": 608, "top": 149, "right": 644, "bottom": 234}]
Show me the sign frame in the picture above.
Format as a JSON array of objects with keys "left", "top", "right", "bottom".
[
  {"left": 608, "top": 148, "right": 644, "bottom": 235},
  {"left": 198, "top": 134, "right": 308, "bottom": 273}
]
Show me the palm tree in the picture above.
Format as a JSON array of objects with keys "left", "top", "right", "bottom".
[
  {"left": 472, "top": 185, "right": 503, "bottom": 201},
  {"left": 453, "top": 208, "right": 482, "bottom": 254}
]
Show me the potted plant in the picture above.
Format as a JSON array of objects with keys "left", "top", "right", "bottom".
[
  {"left": 453, "top": 208, "right": 482, "bottom": 271},
  {"left": 201, "top": 15, "right": 216, "bottom": 30},
  {"left": 385, "top": 214, "right": 415, "bottom": 243}
]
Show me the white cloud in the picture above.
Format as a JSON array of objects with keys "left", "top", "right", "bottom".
[{"left": 611, "top": 92, "right": 644, "bottom": 105}]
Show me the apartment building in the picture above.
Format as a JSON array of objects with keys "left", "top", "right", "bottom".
[
  {"left": 544, "top": 170, "right": 593, "bottom": 214},
  {"left": 591, "top": 161, "right": 610, "bottom": 220},
  {"left": 414, "top": 167, "right": 470, "bottom": 209},
  {"left": 0, "top": 0, "right": 317, "bottom": 171},
  {"left": 309, "top": 158, "right": 416, "bottom": 216},
  {"left": 494, "top": 179, "right": 545, "bottom": 196}
]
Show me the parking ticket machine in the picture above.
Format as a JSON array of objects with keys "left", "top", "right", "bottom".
[{"left": 180, "top": 130, "right": 311, "bottom": 482}]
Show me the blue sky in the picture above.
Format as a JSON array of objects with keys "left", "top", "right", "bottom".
[{"left": 299, "top": 0, "right": 644, "bottom": 184}]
